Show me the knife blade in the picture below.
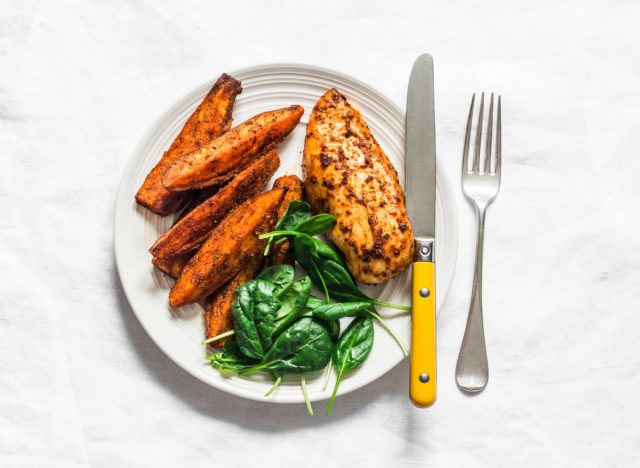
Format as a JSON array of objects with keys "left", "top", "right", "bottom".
[{"left": 405, "top": 53, "right": 437, "bottom": 408}]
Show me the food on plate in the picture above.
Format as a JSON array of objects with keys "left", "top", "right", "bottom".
[
  {"left": 303, "top": 88, "right": 414, "bottom": 284},
  {"left": 175, "top": 185, "right": 221, "bottom": 221},
  {"left": 266, "top": 175, "right": 304, "bottom": 266},
  {"left": 133, "top": 77, "right": 416, "bottom": 415},
  {"left": 150, "top": 151, "right": 280, "bottom": 276},
  {"left": 162, "top": 105, "right": 304, "bottom": 191},
  {"left": 210, "top": 213, "right": 408, "bottom": 414},
  {"left": 204, "top": 255, "right": 263, "bottom": 345},
  {"left": 135, "top": 73, "right": 242, "bottom": 215},
  {"left": 169, "top": 188, "right": 286, "bottom": 307}
]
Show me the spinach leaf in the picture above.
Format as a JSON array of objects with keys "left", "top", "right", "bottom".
[
  {"left": 312, "top": 301, "right": 372, "bottom": 321},
  {"left": 304, "top": 295, "right": 326, "bottom": 311},
  {"left": 208, "top": 340, "right": 257, "bottom": 373},
  {"left": 320, "top": 319, "right": 341, "bottom": 342},
  {"left": 264, "top": 201, "right": 311, "bottom": 255},
  {"left": 272, "top": 277, "right": 312, "bottom": 336},
  {"left": 325, "top": 316, "right": 374, "bottom": 415},
  {"left": 256, "top": 264, "right": 294, "bottom": 293},
  {"left": 276, "top": 200, "right": 311, "bottom": 231},
  {"left": 232, "top": 279, "right": 281, "bottom": 360},
  {"left": 240, "top": 318, "right": 333, "bottom": 375},
  {"left": 293, "top": 213, "right": 337, "bottom": 236}
]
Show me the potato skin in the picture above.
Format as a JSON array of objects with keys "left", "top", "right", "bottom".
[
  {"left": 303, "top": 89, "right": 414, "bottom": 284},
  {"left": 135, "top": 74, "right": 241, "bottom": 215},
  {"left": 204, "top": 255, "right": 263, "bottom": 345},
  {"left": 169, "top": 188, "right": 285, "bottom": 307},
  {"left": 266, "top": 175, "right": 304, "bottom": 267},
  {"left": 163, "top": 105, "right": 304, "bottom": 191},
  {"left": 150, "top": 151, "right": 280, "bottom": 275}
]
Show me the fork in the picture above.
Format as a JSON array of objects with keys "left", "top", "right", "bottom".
[{"left": 456, "top": 92, "right": 502, "bottom": 393}]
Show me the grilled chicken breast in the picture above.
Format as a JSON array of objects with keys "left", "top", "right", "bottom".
[
  {"left": 303, "top": 89, "right": 414, "bottom": 284},
  {"left": 135, "top": 74, "right": 241, "bottom": 215}
]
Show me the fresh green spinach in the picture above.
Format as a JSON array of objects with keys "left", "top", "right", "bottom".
[
  {"left": 311, "top": 301, "right": 372, "bottom": 321},
  {"left": 239, "top": 318, "right": 333, "bottom": 375},
  {"left": 256, "top": 264, "right": 295, "bottom": 292},
  {"left": 273, "top": 277, "right": 312, "bottom": 336},
  {"left": 231, "top": 279, "right": 281, "bottom": 359},
  {"left": 325, "top": 316, "right": 374, "bottom": 415}
]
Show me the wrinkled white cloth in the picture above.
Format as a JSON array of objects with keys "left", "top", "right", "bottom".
[{"left": 2, "top": 1, "right": 640, "bottom": 466}]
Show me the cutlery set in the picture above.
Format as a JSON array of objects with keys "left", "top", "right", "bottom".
[{"left": 406, "top": 54, "right": 502, "bottom": 407}]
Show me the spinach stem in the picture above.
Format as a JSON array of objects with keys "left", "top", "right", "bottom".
[
  {"left": 370, "top": 300, "right": 411, "bottom": 311},
  {"left": 265, "top": 376, "right": 282, "bottom": 397},
  {"left": 322, "top": 359, "right": 332, "bottom": 392},
  {"left": 259, "top": 230, "right": 301, "bottom": 240},
  {"left": 239, "top": 360, "right": 276, "bottom": 376},
  {"left": 201, "top": 329, "right": 235, "bottom": 345},
  {"left": 301, "top": 376, "right": 313, "bottom": 416},
  {"left": 368, "top": 310, "right": 409, "bottom": 357},
  {"left": 312, "top": 261, "right": 330, "bottom": 303},
  {"left": 325, "top": 369, "right": 343, "bottom": 415}
]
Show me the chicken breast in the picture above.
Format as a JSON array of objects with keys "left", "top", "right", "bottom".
[{"left": 303, "top": 89, "right": 414, "bottom": 284}]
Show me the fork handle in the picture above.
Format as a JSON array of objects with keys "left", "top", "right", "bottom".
[{"left": 456, "top": 206, "right": 489, "bottom": 392}]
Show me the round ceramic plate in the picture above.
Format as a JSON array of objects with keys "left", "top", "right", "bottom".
[{"left": 114, "top": 64, "right": 458, "bottom": 404}]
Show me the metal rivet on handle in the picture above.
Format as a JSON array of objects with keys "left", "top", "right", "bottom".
[
  {"left": 420, "top": 246, "right": 430, "bottom": 255},
  {"left": 419, "top": 373, "right": 430, "bottom": 383},
  {"left": 419, "top": 288, "right": 430, "bottom": 298}
]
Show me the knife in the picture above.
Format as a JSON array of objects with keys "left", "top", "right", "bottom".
[{"left": 405, "top": 54, "right": 437, "bottom": 408}]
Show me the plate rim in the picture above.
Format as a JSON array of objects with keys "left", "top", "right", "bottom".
[{"left": 114, "top": 62, "right": 459, "bottom": 404}]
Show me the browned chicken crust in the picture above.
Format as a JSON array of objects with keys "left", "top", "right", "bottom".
[
  {"left": 150, "top": 151, "right": 280, "bottom": 275},
  {"left": 204, "top": 255, "right": 263, "bottom": 345},
  {"left": 163, "top": 105, "right": 304, "bottom": 191},
  {"left": 135, "top": 74, "right": 242, "bottom": 215},
  {"left": 169, "top": 188, "right": 285, "bottom": 307},
  {"left": 266, "top": 175, "right": 304, "bottom": 266},
  {"left": 303, "top": 89, "right": 414, "bottom": 284}
]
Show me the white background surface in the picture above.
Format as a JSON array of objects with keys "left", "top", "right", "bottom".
[{"left": 2, "top": 1, "right": 639, "bottom": 466}]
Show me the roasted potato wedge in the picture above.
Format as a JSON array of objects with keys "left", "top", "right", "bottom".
[
  {"left": 304, "top": 89, "right": 414, "bottom": 284},
  {"left": 266, "top": 174, "right": 304, "bottom": 267},
  {"left": 163, "top": 105, "right": 303, "bottom": 191},
  {"left": 204, "top": 255, "right": 263, "bottom": 345},
  {"left": 169, "top": 188, "right": 285, "bottom": 307},
  {"left": 150, "top": 151, "right": 280, "bottom": 273},
  {"left": 152, "top": 251, "right": 191, "bottom": 279},
  {"left": 135, "top": 74, "right": 242, "bottom": 215}
]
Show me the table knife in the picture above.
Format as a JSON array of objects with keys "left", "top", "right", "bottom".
[{"left": 405, "top": 53, "right": 437, "bottom": 408}]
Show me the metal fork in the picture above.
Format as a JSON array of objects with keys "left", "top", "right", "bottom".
[{"left": 456, "top": 92, "right": 502, "bottom": 393}]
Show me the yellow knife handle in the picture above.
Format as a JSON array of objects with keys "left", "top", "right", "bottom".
[{"left": 410, "top": 261, "right": 437, "bottom": 407}]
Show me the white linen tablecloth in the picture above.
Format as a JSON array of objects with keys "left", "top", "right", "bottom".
[{"left": 2, "top": 1, "right": 640, "bottom": 466}]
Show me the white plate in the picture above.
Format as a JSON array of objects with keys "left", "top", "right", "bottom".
[{"left": 114, "top": 64, "right": 458, "bottom": 404}]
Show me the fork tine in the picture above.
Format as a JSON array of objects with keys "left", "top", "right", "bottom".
[
  {"left": 483, "top": 93, "right": 494, "bottom": 172},
  {"left": 472, "top": 92, "right": 485, "bottom": 172},
  {"left": 462, "top": 93, "right": 475, "bottom": 173},
  {"left": 493, "top": 95, "right": 501, "bottom": 175}
]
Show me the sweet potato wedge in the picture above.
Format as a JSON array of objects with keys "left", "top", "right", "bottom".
[
  {"left": 204, "top": 255, "right": 263, "bottom": 345},
  {"left": 135, "top": 74, "right": 242, "bottom": 215},
  {"left": 169, "top": 188, "right": 285, "bottom": 308},
  {"left": 150, "top": 151, "right": 281, "bottom": 273},
  {"left": 266, "top": 175, "right": 304, "bottom": 267},
  {"left": 163, "top": 105, "right": 304, "bottom": 191},
  {"left": 152, "top": 251, "right": 192, "bottom": 279}
]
